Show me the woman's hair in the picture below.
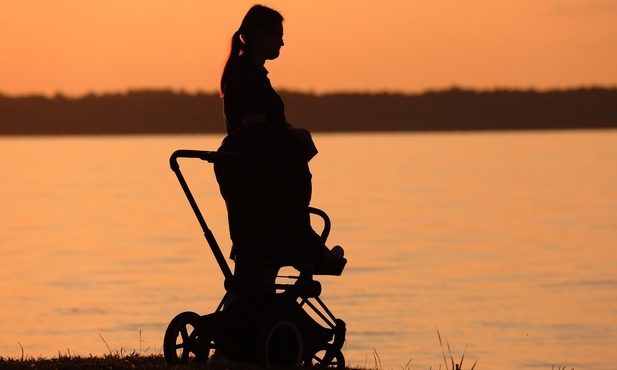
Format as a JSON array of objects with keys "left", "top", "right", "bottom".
[{"left": 220, "top": 5, "right": 284, "bottom": 96}]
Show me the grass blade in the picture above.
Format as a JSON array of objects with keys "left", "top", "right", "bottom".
[{"left": 436, "top": 328, "right": 449, "bottom": 370}]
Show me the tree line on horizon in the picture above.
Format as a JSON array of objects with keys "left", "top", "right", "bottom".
[{"left": 1, "top": 87, "right": 616, "bottom": 135}]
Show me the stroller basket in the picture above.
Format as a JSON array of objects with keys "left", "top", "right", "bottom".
[{"left": 163, "top": 149, "right": 347, "bottom": 368}]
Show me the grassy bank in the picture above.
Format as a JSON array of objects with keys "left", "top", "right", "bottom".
[
  {"left": 0, "top": 354, "right": 575, "bottom": 370},
  {"left": 0, "top": 353, "right": 171, "bottom": 370},
  {"left": 0, "top": 353, "right": 344, "bottom": 370}
]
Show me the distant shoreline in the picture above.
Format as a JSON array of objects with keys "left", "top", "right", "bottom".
[{"left": 1, "top": 87, "right": 616, "bottom": 135}]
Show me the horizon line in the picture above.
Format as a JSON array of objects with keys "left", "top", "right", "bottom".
[{"left": 2, "top": 84, "right": 617, "bottom": 99}]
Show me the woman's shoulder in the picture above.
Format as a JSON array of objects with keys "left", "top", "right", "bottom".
[{"left": 225, "top": 69, "right": 268, "bottom": 100}]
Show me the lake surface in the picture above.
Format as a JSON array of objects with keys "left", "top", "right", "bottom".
[{"left": 1, "top": 131, "right": 616, "bottom": 369}]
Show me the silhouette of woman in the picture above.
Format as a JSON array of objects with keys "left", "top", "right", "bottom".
[
  {"left": 220, "top": 4, "right": 317, "bottom": 158},
  {"left": 216, "top": 5, "right": 339, "bottom": 292}
]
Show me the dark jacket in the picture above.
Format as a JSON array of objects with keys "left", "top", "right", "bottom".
[
  {"left": 214, "top": 123, "right": 316, "bottom": 267},
  {"left": 222, "top": 56, "right": 287, "bottom": 134}
]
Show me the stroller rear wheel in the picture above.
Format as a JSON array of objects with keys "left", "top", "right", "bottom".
[
  {"left": 260, "top": 320, "right": 303, "bottom": 367},
  {"left": 306, "top": 344, "right": 346, "bottom": 368},
  {"left": 163, "top": 311, "right": 210, "bottom": 364}
]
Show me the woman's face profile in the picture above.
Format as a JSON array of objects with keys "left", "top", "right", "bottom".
[{"left": 258, "top": 22, "right": 284, "bottom": 60}]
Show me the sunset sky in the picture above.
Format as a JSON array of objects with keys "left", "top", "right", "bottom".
[{"left": 2, "top": 0, "right": 617, "bottom": 96}]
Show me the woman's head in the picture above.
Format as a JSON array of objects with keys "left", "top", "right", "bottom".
[
  {"left": 238, "top": 5, "right": 284, "bottom": 48},
  {"left": 221, "top": 5, "right": 284, "bottom": 95}
]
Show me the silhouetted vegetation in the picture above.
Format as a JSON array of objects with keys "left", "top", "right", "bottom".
[{"left": 1, "top": 88, "right": 615, "bottom": 135}]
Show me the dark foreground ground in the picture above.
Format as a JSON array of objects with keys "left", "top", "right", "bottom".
[
  {"left": 0, "top": 354, "right": 166, "bottom": 370},
  {"left": 0, "top": 353, "right": 574, "bottom": 370},
  {"left": 0, "top": 355, "right": 457, "bottom": 370},
  {"left": 0, "top": 354, "right": 285, "bottom": 370}
]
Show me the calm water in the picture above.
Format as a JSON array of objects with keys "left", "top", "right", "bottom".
[{"left": 1, "top": 131, "right": 616, "bottom": 369}]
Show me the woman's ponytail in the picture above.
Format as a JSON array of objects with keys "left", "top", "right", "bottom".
[{"left": 220, "top": 30, "right": 244, "bottom": 97}]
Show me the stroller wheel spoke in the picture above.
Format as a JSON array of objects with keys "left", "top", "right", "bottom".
[
  {"left": 181, "top": 347, "right": 191, "bottom": 363},
  {"left": 179, "top": 326, "right": 189, "bottom": 341}
]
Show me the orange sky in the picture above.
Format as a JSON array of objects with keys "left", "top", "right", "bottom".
[{"left": 2, "top": 0, "right": 616, "bottom": 96}]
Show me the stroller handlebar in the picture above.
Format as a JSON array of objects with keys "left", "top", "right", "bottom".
[
  {"left": 170, "top": 149, "right": 233, "bottom": 169},
  {"left": 170, "top": 149, "right": 256, "bottom": 171},
  {"left": 171, "top": 149, "right": 213, "bottom": 160}
]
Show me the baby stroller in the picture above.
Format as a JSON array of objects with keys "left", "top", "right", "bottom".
[{"left": 163, "top": 149, "right": 347, "bottom": 368}]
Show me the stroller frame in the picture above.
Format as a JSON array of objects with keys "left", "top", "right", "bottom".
[{"left": 163, "top": 149, "right": 347, "bottom": 368}]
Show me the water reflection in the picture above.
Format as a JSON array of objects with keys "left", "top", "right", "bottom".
[{"left": 0, "top": 131, "right": 616, "bottom": 369}]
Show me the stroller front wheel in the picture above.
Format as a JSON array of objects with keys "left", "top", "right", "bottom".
[
  {"left": 163, "top": 311, "right": 210, "bottom": 364},
  {"left": 305, "top": 344, "right": 346, "bottom": 369}
]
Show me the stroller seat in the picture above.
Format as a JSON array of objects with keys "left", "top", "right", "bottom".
[{"left": 213, "top": 122, "right": 346, "bottom": 277}]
